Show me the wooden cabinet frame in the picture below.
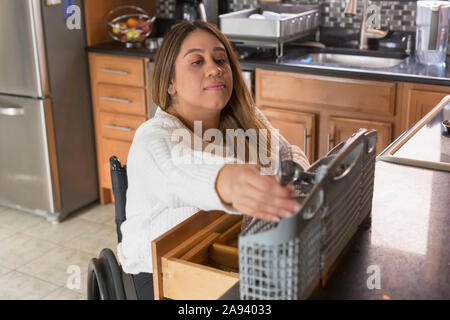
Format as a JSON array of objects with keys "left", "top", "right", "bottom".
[{"left": 88, "top": 53, "right": 151, "bottom": 204}]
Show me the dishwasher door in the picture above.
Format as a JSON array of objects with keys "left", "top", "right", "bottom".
[{"left": 0, "top": 94, "right": 60, "bottom": 216}]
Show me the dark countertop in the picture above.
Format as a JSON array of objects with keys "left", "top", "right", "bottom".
[
  {"left": 220, "top": 99, "right": 450, "bottom": 300},
  {"left": 240, "top": 49, "right": 450, "bottom": 86},
  {"left": 86, "top": 41, "right": 158, "bottom": 59}
]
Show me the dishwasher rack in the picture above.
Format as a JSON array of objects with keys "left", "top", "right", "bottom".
[{"left": 238, "top": 128, "right": 377, "bottom": 300}]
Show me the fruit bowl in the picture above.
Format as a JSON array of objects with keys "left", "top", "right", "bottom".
[{"left": 104, "top": 5, "right": 156, "bottom": 48}]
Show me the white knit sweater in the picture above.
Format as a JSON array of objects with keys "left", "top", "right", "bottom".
[{"left": 117, "top": 106, "right": 309, "bottom": 274}]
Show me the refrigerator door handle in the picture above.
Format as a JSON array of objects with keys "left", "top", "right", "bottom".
[{"left": 0, "top": 105, "right": 24, "bottom": 116}]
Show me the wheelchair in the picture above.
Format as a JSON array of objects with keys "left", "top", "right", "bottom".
[{"left": 86, "top": 156, "right": 154, "bottom": 300}]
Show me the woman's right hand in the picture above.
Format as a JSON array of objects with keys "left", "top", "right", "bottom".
[{"left": 215, "top": 164, "right": 301, "bottom": 222}]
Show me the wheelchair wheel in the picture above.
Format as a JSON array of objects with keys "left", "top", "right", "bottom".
[{"left": 87, "top": 249, "right": 126, "bottom": 300}]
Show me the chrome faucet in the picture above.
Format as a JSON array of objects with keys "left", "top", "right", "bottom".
[{"left": 345, "top": 0, "right": 390, "bottom": 50}]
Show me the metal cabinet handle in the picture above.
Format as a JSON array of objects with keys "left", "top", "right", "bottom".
[
  {"left": 327, "top": 133, "right": 334, "bottom": 152},
  {"left": 104, "top": 124, "right": 132, "bottom": 132},
  {"left": 101, "top": 96, "right": 131, "bottom": 103},
  {"left": 303, "top": 128, "right": 308, "bottom": 154},
  {"left": 0, "top": 106, "right": 24, "bottom": 116},
  {"left": 99, "top": 68, "right": 129, "bottom": 75}
]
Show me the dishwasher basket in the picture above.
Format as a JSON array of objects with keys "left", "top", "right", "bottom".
[{"left": 239, "top": 128, "right": 377, "bottom": 300}]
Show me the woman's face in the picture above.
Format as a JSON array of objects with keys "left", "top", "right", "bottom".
[{"left": 169, "top": 29, "right": 233, "bottom": 115}]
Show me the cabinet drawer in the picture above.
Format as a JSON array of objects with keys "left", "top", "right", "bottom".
[
  {"left": 97, "top": 83, "right": 146, "bottom": 116},
  {"left": 100, "top": 138, "right": 132, "bottom": 188},
  {"left": 94, "top": 54, "right": 145, "bottom": 87},
  {"left": 152, "top": 211, "right": 242, "bottom": 300},
  {"left": 99, "top": 111, "right": 145, "bottom": 142},
  {"left": 256, "top": 69, "right": 396, "bottom": 116}
]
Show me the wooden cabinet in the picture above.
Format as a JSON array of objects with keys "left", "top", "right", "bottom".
[
  {"left": 89, "top": 53, "right": 151, "bottom": 204},
  {"left": 327, "top": 117, "right": 392, "bottom": 154},
  {"left": 99, "top": 112, "right": 146, "bottom": 142},
  {"left": 257, "top": 69, "right": 396, "bottom": 117},
  {"left": 255, "top": 68, "right": 450, "bottom": 160},
  {"left": 97, "top": 84, "right": 147, "bottom": 115},
  {"left": 397, "top": 82, "right": 450, "bottom": 129},
  {"left": 258, "top": 106, "right": 316, "bottom": 162},
  {"left": 100, "top": 138, "right": 134, "bottom": 188},
  {"left": 255, "top": 68, "right": 399, "bottom": 160},
  {"left": 94, "top": 55, "right": 147, "bottom": 87}
]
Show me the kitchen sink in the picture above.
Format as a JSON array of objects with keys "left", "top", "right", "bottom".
[{"left": 295, "top": 52, "right": 405, "bottom": 69}]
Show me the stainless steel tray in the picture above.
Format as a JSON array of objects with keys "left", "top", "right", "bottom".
[{"left": 220, "top": 3, "right": 319, "bottom": 58}]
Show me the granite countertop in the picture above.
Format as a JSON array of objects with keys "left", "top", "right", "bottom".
[
  {"left": 220, "top": 98, "right": 450, "bottom": 300},
  {"left": 239, "top": 48, "right": 450, "bottom": 86}
]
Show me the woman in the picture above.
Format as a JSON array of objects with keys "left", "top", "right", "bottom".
[{"left": 117, "top": 21, "right": 309, "bottom": 286}]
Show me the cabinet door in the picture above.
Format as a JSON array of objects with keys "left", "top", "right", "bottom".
[
  {"left": 259, "top": 106, "right": 316, "bottom": 162},
  {"left": 406, "top": 89, "right": 449, "bottom": 126},
  {"left": 328, "top": 117, "right": 392, "bottom": 155},
  {"left": 100, "top": 138, "right": 132, "bottom": 189}
]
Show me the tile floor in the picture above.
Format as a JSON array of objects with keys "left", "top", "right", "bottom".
[{"left": 0, "top": 202, "right": 117, "bottom": 300}]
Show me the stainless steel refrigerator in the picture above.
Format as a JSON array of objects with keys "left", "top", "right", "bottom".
[{"left": 0, "top": 0, "right": 98, "bottom": 222}]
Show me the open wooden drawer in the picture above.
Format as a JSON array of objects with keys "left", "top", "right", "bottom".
[
  {"left": 151, "top": 210, "right": 242, "bottom": 300},
  {"left": 151, "top": 210, "right": 366, "bottom": 300}
]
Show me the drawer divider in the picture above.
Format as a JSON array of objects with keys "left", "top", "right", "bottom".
[
  {"left": 209, "top": 243, "right": 239, "bottom": 270},
  {"left": 162, "top": 214, "right": 241, "bottom": 260},
  {"left": 216, "top": 220, "right": 242, "bottom": 245},
  {"left": 180, "top": 232, "right": 221, "bottom": 264}
]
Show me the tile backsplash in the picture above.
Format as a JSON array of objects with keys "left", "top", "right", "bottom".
[
  {"left": 156, "top": 0, "right": 176, "bottom": 19},
  {"left": 156, "top": 0, "right": 418, "bottom": 32}
]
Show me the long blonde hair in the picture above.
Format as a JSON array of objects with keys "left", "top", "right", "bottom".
[{"left": 151, "top": 21, "right": 272, "bottom": 164}]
